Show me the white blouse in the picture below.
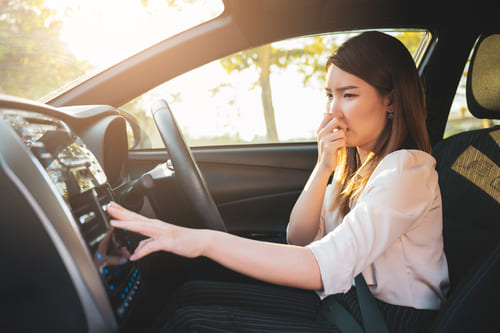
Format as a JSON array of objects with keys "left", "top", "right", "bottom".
[{"left": 305, "top": 150, "right": 449, "bottom": 310}]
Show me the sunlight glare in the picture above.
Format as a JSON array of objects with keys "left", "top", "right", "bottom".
[{"left": 46, "top": 0, "right": 223, "bottom": 69}]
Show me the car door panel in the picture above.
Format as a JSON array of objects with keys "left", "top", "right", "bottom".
[{"left": 127, "top": 144, "right": 317, "bottom": 239}]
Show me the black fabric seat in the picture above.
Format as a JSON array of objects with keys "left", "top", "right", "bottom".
[
  {"left": 430, "top": 33, "right": 500, "bottom": 332},
  {"left": 431, "top": 126, "right": 500, "bottom": 332},
  {"left": 432, "top": 126, "right": 500, "bottom": 290}
]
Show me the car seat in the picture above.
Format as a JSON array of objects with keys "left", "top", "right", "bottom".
[{"left": 430, "top": 33, "right": 500, "bottom": 332}]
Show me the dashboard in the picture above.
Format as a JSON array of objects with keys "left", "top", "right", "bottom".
[{"left": 0, "top": 97, "right": 139, "bottom": 332}]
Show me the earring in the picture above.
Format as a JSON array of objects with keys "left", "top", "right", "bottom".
[{"left": 387, "top": 112, "right": 394, "bottom": 120}]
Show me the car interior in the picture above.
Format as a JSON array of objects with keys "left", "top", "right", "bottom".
[{"left": 0, "top": 0, "right": 498, "bottom": 332}]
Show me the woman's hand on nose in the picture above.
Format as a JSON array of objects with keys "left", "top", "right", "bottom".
[
  {"left": 316, "top": 114, "right": 345, "bottom": 172},
  {"left": 317, "top": 113, "right": 335, "bottom": 135}
]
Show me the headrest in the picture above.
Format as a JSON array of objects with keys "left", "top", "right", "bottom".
[{"left": 466, "top": 34, "right": 500, "bottom": 119}]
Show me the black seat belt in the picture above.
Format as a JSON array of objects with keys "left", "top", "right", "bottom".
[
  {"left": 354, "top": 274, "right": 389, "bottom": 333},
  {"left": 320, "top": 273, "right": 389, "bottom": 333}
]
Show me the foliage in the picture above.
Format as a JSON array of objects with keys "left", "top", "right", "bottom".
[
  {"left": 0, "top": 0, "right": 91, "bottom": 100},
  {"left": 394, "top": 31, "right": 425, "bottom": 57}
]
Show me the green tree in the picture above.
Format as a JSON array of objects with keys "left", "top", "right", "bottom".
[
  {"left": 0, "top": 0, "right": 91, "bottom": 100},
  {"left": 219, "top": 35, "right": 339, "bottom": 141}
]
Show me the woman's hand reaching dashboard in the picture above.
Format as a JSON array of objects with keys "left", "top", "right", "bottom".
[
  {"left": 107, "top": 201, "right": 322, "bottom": 290},
  {"left": 107, "top": 202, "right": 209, "bottom": 260}
]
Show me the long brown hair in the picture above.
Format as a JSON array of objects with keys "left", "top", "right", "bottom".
[{"left": 327, "top": 31, "right": 431, "bottom": 217}]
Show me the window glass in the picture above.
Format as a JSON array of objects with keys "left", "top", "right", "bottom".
[
  {"left": 0, "top": 0, "right": 223, "bottom": 101},
  {"left": 444, "top": 45, "right": 500, "bottom": 138},
  {"left": 122, "top": 29, "right": 429, "bottom": 149}
]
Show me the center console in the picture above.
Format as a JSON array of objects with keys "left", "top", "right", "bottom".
[{"left": 0, "top": 109, "right": 141, "bottom": 330}]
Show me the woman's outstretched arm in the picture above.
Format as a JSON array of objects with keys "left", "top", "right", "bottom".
[{"left": 107, "top": 202, "right": 323, "bottom": 291}]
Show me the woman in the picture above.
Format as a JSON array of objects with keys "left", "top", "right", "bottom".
[{"left": 108, "top": 31, "right": 449, "bottom": 332}]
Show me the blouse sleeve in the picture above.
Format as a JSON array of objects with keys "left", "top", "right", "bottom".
[{"left": 306, "top": 150, "right": 439, "bottom": 296}]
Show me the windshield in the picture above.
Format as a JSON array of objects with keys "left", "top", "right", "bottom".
[{"left": 0, "top": 0, "right": 224, "bottom": 101}]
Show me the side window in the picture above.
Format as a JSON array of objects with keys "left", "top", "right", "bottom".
[
  {"left": 444, "top": 46, "right": 500, "bottom": 138},
  {"left": 122, "top": 30, "right": 429, "bottom": 149}
]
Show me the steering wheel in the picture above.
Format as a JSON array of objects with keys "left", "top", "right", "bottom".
[{"left": 151, "top": 99, "right": 227, "bottom": 232}]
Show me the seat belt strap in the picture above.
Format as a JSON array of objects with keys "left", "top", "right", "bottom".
[
  {"left": 355, "top": 274, "right": 389, "bottom": 333},
  {"left": 319, "top": 294, "right": 364, "bottom": 333}
]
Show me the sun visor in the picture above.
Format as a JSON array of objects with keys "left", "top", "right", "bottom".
[{"left": 466, "top": 34, "right": 500, "bottom": 119}]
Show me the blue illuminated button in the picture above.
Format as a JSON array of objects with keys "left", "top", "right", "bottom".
[
  {"left": 121, "top": 293, "right": 125, "bottom": 299},
  {"left": 103, "top": 268, "right": 109, "bottom": 275},
  {"left": 96, "top": 252, "right": 102, "bottom": 260},
  {"left": 109, "top": 284, "right": 115, "bottom": 291}
]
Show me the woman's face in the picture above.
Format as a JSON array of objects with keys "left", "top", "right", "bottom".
[{"left": 325, "top": 64, "right": 391, "bottom": 161}]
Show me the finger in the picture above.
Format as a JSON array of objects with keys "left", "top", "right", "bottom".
[
  {"left": 131, "top": 239, "right": 151, "bottom": 258},
  {"left": 324, "top": 117, "right": 343, "bottom": 132},
  {"left": 318, "top": 118, "right": 341, "bottom": 137},
  {"left": 107, "top": 201, "right": 146, "bottom": 219},
  {"left": 325, "top": 138, "right": 346, "bottom": 149},
  {"left": 106, "top": 202, "right": 149, "bottom": 222},
  {"left": 328, "top": 137, "right": 346, "bottom": 151},
  {"left": 131, "top": 238, "right": 164, "bottom": 260},
  {"left": 317, "top": 113, "right": 334, "bottom": 134},
  {"left": 136, "top": 237, "right": 155, "bottom": 250},
  {"left": 318, "top": 127, "right": 345, "bottom": 143},
  {"left": 325, "top": 126, "right": 345, "bottom": 137},
  {"left": 320, "top": 130, "right": 345, "bottom": 144},
  {"left": 319, "top": 136, "right": 345, "bottom": 153}
]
